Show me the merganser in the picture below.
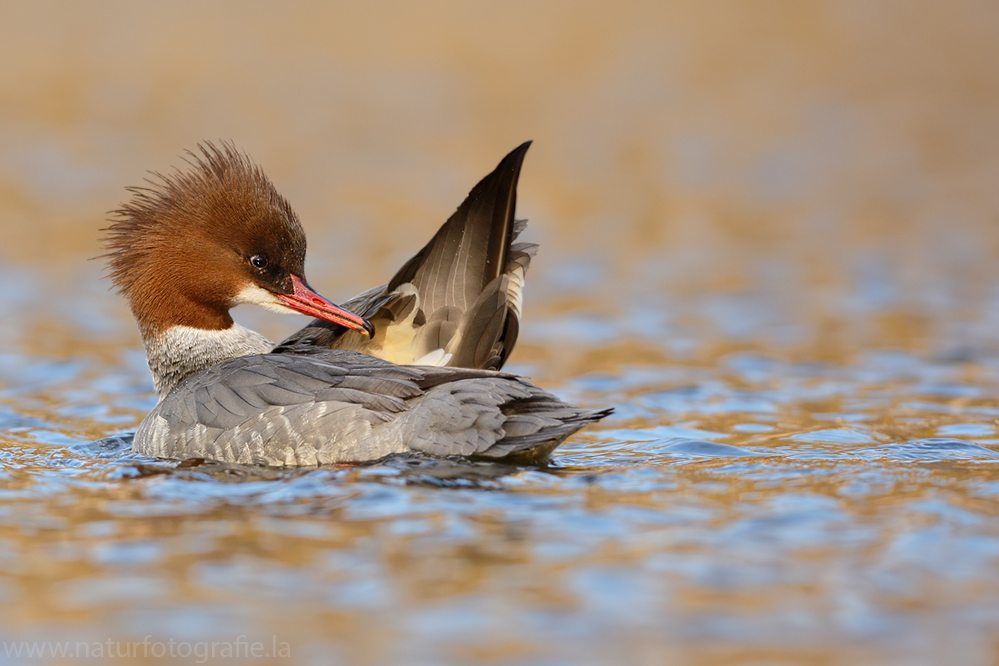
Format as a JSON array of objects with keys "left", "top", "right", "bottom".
[{"left": 103, "top": 143, "right": 609, "bottom": 465}]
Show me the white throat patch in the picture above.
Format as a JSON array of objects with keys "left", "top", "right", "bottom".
[
  {"left": 145, "top": 323, "right": 274, "bottom": 398},
  {"left": 233, "top": 284, "right": 302, "bottom": 316}
]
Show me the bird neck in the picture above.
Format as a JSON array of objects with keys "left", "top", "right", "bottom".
[{"left": 142, "top": 323, "right": 274, "bottom": 398}]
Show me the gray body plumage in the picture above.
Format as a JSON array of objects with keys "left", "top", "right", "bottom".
[
  {"left": 279, "top": 142, "right": 536, "bottom": 371},
  {"left": 134, "top": 347, "right": 610, "bottom": 466}
]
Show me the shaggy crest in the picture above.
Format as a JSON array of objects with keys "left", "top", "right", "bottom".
[
  {"left": 103, "top": 143, "right": 299, "bottom": 292},
  {"left": 101, "top": 142, "right": 308, "bottom": 333}
]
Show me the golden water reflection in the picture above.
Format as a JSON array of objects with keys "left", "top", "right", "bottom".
[{"left": 2, "top": 2, "right": 999, "bottom": 665}]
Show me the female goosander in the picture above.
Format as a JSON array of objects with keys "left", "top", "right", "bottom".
[{"left": 103, "top": 143, "right": 609, "bottom": 465}]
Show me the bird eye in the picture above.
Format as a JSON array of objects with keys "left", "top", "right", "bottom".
[{"left": 250, "top": 255, "right": 268, "bottom": 270}]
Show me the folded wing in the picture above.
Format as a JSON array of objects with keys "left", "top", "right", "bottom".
[{"left": 134, "top": 348, "right": 611, "bottom": 466}]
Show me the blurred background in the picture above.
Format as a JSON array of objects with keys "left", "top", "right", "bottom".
[
  {"left": 3, "top": 0, "right": 998, "bottom": 365},
  {"left": 3, "top": 2, "right": 999, "bottom": 665}
]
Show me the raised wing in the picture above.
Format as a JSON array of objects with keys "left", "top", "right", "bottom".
[{"left": 278, "top": 143, "right": 536, "bottom": 370}]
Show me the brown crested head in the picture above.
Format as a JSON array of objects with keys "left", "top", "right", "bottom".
[
  {"left": 103, "top": 142, "right": 375, "bottom": 339},
  {"left": 103, "top": 142, "right": 306, "bottom": 334}
]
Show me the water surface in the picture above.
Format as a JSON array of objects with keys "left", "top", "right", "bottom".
[{"left": 2, "top": 3, "right": 999, "bottom": 665}]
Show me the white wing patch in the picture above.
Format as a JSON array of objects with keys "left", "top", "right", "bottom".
[{"left": 414, "top": 349, "right": 453, "bottom": 367}]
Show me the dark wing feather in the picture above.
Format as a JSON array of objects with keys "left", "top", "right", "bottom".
[
  {"left": 388, "top": 141, "right": 530, "bottom": 309},
  {"left": 276, "top": 143, "right": 534, "bottom": 370}
]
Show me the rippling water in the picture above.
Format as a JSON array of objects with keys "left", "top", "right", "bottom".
[{"left": 3, "top": 3, "right": 999, "bottom": 665}]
